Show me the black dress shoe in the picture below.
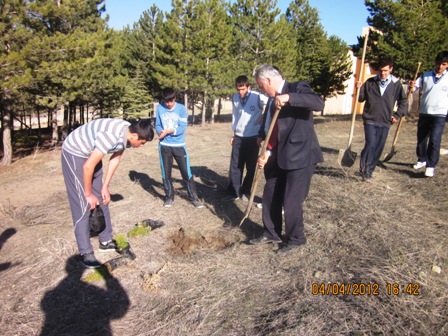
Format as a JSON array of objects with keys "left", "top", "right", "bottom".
[
  {"left": 249, "top": 236, "right": 282, "bottom": 245},
  {"left": 276, "top": 243, "right": 304, "bottom": 254}
]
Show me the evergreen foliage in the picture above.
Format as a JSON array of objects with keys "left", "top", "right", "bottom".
[
  {"left": 6, "top": 0, "right": 446, "bottom": 163},
  {"left": 363, "top": 0, "right": 448, "bottom": 78}
]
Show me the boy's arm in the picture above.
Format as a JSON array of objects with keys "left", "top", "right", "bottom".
[
  {"left": 83, "top": 148, "right": 106, "bottom": 210},
  {"left": 174, "top": 105, "right": 188, "bottom": 136},
  {"left": 101, "top": 150, "right": 124, "bottom": 206}
]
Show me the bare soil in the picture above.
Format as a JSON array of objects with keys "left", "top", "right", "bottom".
[{"left": 0, "top": 115, "right": 447, "bottom": 335}]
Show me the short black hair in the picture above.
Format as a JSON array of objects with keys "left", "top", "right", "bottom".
[
  {"left": 128, "top": 119, "right": 154, "bottom": 141},
  {"left": 235, "top": 75, "right": 250, "bottom": 87},
  {"left": 435, "top": 50, "right": 448, "bottom": 63},
  {"left": 161, "top": 88, "right": 176, "bottom": 101},
  {"left": 377, "top": 57, "right": 394, "bottom": 69}
]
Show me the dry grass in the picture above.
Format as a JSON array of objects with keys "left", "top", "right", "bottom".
[{"left": 0, "top": 116, "right": 447, "bottom": 335}]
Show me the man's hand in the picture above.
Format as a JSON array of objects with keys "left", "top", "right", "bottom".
[
  {"left": 230, "top": 136, "right": 234, "bottom": 145},
  {"left": 391, "top": 116, "right": 399, "bottom": 124},
  {"left": 257, "top": 152, "right": 270, "bottom": 169},
  {"left": 275, "top": 94, "right": 289, "bottom": 108}
]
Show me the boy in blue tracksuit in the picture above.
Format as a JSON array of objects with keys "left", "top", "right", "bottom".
[{"left": 155, "top": 88, "right": 203, "bottom": 208}]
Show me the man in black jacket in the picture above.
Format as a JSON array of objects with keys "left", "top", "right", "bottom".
[
  {"left": 357, "top": 58, "right": 408, "bottom": 182},
  {"left": 250, "top": 64, "right": 324, "bottom": 254}
]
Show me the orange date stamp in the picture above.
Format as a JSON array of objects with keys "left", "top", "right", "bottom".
[{"left": 311, "top": 283, "right": 420, "bottom": 296}]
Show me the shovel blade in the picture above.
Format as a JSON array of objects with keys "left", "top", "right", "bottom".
[
  {"left": 338, "top": 148, "right": 357, "bottom": 167},
  {"left": 382, "top": 149, "right": 397, "bottom": 162}
]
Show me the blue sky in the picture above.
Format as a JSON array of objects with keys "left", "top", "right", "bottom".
[{"left": 105, "top": 0, "right": 370, "bottom": 46}]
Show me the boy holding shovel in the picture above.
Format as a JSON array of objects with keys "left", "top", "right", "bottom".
[{"left": 357, "top": 57, "right": 408, "bottom": 182}]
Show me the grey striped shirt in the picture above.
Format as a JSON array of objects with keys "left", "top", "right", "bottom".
[{"left": 62, "top": 119, "right": 130, "bottom": 158}]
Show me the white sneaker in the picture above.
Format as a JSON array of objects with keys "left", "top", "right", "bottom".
[
  {"left": 413, "top": 161, "right": 426, "bottom": 169},
  {"left": 425, "top": 167, "right": 434, "bottom": 177}
]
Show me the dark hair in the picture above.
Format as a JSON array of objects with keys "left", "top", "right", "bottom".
[
  {"left": 377, "top": 57, "right": 394, "bottom": 69},
  {"left": 235, "top": 75, "right": 250, "bottom": 87},
  {"left": 435, "top": 51, "right": 448, "bottom": 63},
  {"left": 128, "top": 119, "right": 154, "bottom": 141},
  {"left": 161, "top": 87, "right": 176, "bottom": 101}
]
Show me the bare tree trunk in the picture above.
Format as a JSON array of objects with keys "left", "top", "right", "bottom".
[
  {"left": 211, "top": 96, "right": 217, "bottom": 125},
  {"left": 1, "top": 103, "right": 13, "bottom": 165},
  {"left": 37, "top": 107, "right": 41, "bottom": 130},
  {"left": 217, "top": 98, "right": 222, "bottom": 122},
  {"left": 51, "top": 107, "right": 59, "bottom": 146},
  {"left": 201, "top": 92, "right": 206, "bottom": 127}
]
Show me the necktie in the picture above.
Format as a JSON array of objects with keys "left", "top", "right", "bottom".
[{"left": 380, "top": 79, "right": 387, "bottom": 88}]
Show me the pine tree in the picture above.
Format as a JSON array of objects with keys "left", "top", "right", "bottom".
[
  {"left": 229, "top": 0, "right": 282, "bottom": 75},
  {"left": 285, "top": 0, "right": 327, "bottom": 82},
  {"left": 1, "top": 0, "right": 32, "bottom": 165},
  {"left": 364, "top": 0, "right": 448, "bottom": 78}
]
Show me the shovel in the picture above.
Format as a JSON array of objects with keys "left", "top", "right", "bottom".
[
  {"left": 338, "top": 33, "right": 369, "bottom": 167},
  {"left": 239, "top": 105, "right": 281, "bottom": 226},
  {"left": 383, "top": 61, "right": 422, "bottom": 162}
]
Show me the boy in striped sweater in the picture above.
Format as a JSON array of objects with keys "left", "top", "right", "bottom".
[{"left": 62, "top": 118, "right": 154, "bottom": 268}]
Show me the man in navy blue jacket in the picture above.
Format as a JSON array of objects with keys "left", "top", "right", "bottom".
[
  {"left": 357, "top": 58, "right": 408, "bottom": 182},
  {"left": 250, "top": 64, "right": 324, "bottom": 254}
]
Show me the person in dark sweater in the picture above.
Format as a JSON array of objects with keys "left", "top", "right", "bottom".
[{"left": 357, "top": 57, "right": 408, "bottom": 182}]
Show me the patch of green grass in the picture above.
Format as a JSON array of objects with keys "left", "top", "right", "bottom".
[
  {"left": 114, "top": 233, "right": 129, "bottom": 249},
  {"left": 127, "top": 225, "right": 151, "bottom": 238},
  {"left": 82, "top": 266, "right": 110, "bottom": 282}
]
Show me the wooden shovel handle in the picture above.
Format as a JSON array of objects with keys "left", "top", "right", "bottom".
[
  {"left": 348, "top": 32, "right": 369, "bottom": 148},
  {"left": 391, "top": 62, "right": 422, "bottom": 147},
  {"left": 240, "top": 105, "right": 281, "bottom": 226}
]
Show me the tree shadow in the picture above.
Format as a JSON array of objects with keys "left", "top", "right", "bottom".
[
  {"left": 191, "top": 166, "right": 265, "bottom": 241},
  {"left": 0, "top": 228, "right": 17, "bottom": 272},
  {"left": 40, "top": 255, "right": 130, "bottom": 336}
]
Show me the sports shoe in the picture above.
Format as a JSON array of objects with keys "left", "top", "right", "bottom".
[
  {"left": 256, "top": 203, "right": 263, "bottom": 209},
  {"left": 249, "top": 236, "right": 282, "bottom": 245},
  {"left": 425, "top": 167, "right": 434, "bottom": 177},
  {"left": 192, "top": 198, "right": 204, "bottom": 209},
  {"left": 413, "top": 161, "right": 426, "bottom": 169},
  {"left": 276, "top": 243, "right": 304, "bottom": 255},
  {"left": 99, "top": 240, "right": 117, "bottom": 252},
  {"left": 221, "top": 194, "right": 239, "bottom": 202},
  {"left": 79, "top": 252, "right": 101, "bottom": 269},
  {"left": 164, "top": 197, "right": 174, "bottom": 208}
]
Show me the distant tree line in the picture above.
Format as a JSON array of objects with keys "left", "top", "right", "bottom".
[{"left": 1, "top": 0, "right": 447, "bottom": 165}]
